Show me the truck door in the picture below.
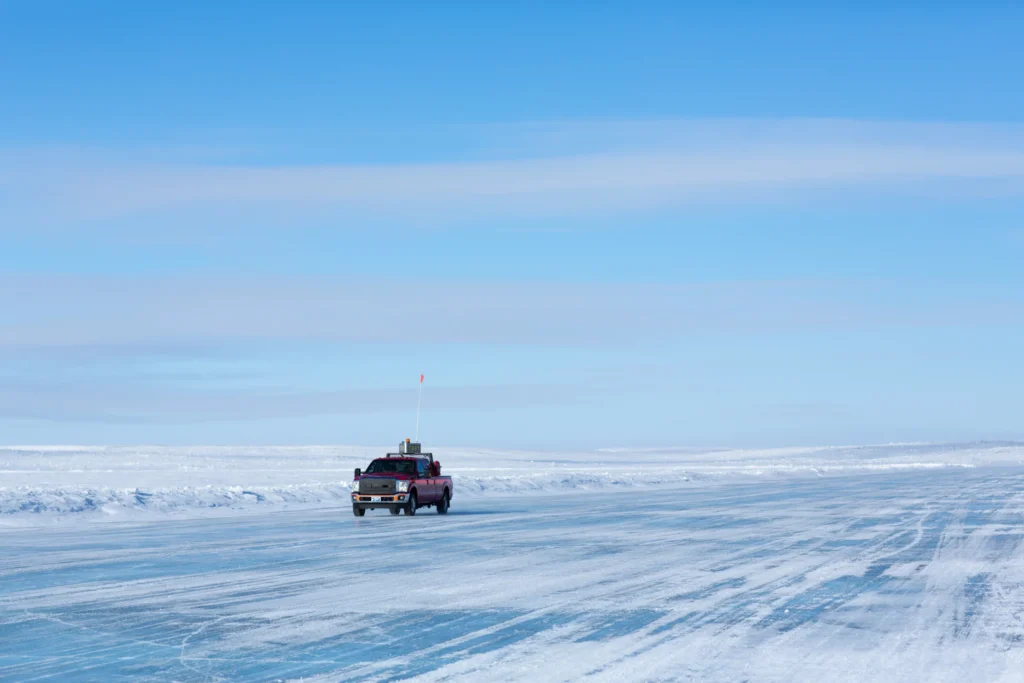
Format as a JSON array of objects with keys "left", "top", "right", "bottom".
[{"left": 416, "top": 459, "right": 435, "bottom": 502}]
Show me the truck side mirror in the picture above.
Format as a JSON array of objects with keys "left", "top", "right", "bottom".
[{"left": 354, "top": 468, "right": 361, "bottom": 478}]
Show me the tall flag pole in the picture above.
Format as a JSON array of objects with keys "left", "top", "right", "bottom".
[{"left": 415, "top": 373, "right": 424, "bottom": 442}]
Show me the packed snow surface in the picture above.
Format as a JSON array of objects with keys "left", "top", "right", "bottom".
[{"left": 2, "top": 444, "right": 1024, "bottom": 681}]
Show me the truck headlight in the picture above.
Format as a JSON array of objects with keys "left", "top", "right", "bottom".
[
  {"left": 396, "top": 480, "right": 409, "bottom": 492},
  {"left": 352, "top": 480, "right": 360, "bottom": 493}
]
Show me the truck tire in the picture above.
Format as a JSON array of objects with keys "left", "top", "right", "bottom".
[
  {"left": 404, "top": 491, "right": 417, "bottom": 516},
  {"left": 389, "top": 507, "right": 400, "bottom": 515},
  {"left": 436, "top": 490, "right": 449, "bottom": 514},
  {"left": 353, "top": 505, "right": 365, "bottom": 517}
]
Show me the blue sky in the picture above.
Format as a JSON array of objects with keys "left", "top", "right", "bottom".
[{"left": 2, "top": 3, "right": 1023, "bottom": 447}]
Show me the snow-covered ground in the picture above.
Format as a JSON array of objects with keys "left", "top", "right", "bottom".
[
  {"left": 3, "top": 445, "right": 1024, "bottom": 681},
  {"left": 2, "top": 442, "right": 1023, "bottom": 520}
]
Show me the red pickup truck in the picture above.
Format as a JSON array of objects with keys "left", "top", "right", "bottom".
[{"left": 351, "top": 441, "right": 452, "bottom": 517}]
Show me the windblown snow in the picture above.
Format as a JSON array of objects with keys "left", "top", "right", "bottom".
[{"left": 3, "top": 443, "right": 1024, "bottom": 682}]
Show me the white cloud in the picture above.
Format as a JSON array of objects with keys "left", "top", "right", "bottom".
[
  {"left": 0, "top": 380, "right": 583, "bottom": 423},
  {"left": 4, "top": 119, "right": 1024, "bottom": 226},
  {"left": 1, "top": 275, "right": 1020, "bottom": 350}
]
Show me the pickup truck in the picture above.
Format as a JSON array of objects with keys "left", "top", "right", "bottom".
[{"left": 351, "top": 442, "right": 452, "bottom": 517}]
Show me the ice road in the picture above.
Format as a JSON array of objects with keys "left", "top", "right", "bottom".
[{"left": 3, "top": 468, "right": 1024, "bottom": 682}]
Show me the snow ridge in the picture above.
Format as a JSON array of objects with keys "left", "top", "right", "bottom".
[{"left": 1, "top": 442, "right": 1021, "bottom": 519}]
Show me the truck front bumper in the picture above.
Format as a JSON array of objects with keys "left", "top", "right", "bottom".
[{"left": 352, "top": 493, "right": 408, "bottom": 508}]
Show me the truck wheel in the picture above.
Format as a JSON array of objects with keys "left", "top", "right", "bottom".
[
  {"left": 436, "top": 490, "right": 449, "bottom": 514},
  {"left": 389, "top": 507, "right": 400, "bottom": 515},
  {"left": 353, "top": 505, "right": 365, "bottom": 517},
  {"left": 404, "top": 491, "right": 418, "bottom": 516}
]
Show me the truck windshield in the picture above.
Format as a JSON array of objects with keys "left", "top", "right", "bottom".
[{"left": 364, "top": 459, "right": 416, "bottom": 475}]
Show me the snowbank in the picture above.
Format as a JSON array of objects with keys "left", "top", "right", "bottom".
[{"left": 1, "top": 442, "right": 1021, "bottom": 520}]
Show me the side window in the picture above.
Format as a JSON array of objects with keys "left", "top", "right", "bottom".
[{"left": 416, "top": 460, "right": 427, "bottom": 477}]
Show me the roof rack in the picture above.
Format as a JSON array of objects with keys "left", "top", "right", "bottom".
[{"left": 385, "top": 439, "right": 433, "bottom": 462}]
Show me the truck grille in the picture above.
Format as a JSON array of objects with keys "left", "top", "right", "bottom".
[{"left": 359, "top": 478, "right": 397, "bottom": 495}]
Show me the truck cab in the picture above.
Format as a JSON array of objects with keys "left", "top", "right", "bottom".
[{"left": 351, "top": 440, "right": 453, "bottom": 517}]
